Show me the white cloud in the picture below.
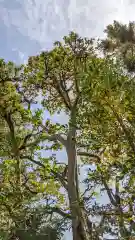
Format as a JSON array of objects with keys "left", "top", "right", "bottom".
[
  {"left": 12, "top": 48, "right": 28, "bottom": 64},
  {"left": 0, "top": 0, "right": 135, "bottom": 50}
]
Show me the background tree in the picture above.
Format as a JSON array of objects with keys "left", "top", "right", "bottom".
[
  {"left": 79, "top": 55, "right": 135, "bottom": 239},
  {"left": 100, "top": 20, "right": 135, "bottom": 72}
]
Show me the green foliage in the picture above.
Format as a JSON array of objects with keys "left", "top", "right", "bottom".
[
  {"left": 1, "top": 24, "right": 135, "bottom": 240},
  {"left": 100, "top": 20, "right": 135, "bottom": 72}
]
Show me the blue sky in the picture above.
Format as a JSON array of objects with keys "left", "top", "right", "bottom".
[
  {"left": 0, "top": 0, "right": 135, "bottom": 239},
  {"left": 0, "top": 0, "right": 135, "bottom": 64}
]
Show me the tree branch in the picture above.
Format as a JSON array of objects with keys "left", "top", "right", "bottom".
[
  {"left": 45, "top": 206, "right": 71, "bottom": 219},
  {"left": 20, "top": 155, "right": 68, "bottom": 190},
  {"left": 19, "top": 133, "right": 38, "bottom": 150},
  {"left": 102, "top": 180, "right": 117, "bottom": 206},
  {"left": 80, "top": 150, "right": 117, "bottom": 206},
  {"left": 77, "top": 151, "right": 101, "bottom": 162},
  {"left": 41, "top": 124, "right": 67, "bottom": 147},
  {"left": 47, "top": 133, "right": 67, "bottom": 146},
  {"left": 54, "top": 74, "right": 72, "bottom": 110},
  {"left": 19, "top": 131, "right": 67, "bottom": 150},
  {"left": 3, "top": 112, "right": 16, "bottom": 145},
  {"left": 3, "top": 112, "right": 21, "bottom": 188},
  {"left": 59, "top": 72, "right": 72, "bottom": 108}
]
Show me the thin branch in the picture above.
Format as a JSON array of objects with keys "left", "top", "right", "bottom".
[
  {"left": 20, "top": 155, "right": 46, "bottom": 168},
  {"left": 19, "top": 133, "right": 37, "bottom": 150},
  {"left": 115, "top": 176, "right": 120, "bottom": 205},
  {"left": 19, "top": 131, "right": 67, "bottom": 150},
  {"left": 19, "top": 138, "right": 41, "bottom": 150},
  {"left": 81, "top": 185, "right": 94, "bottom": 199},
  {"left": 45, "top": 206, "right": 71, "bottom": 219},
  {"left": 59, "top": 72, "right": 72, "bottom": 107},
  {"left": 115, "top": 112, "right": 135, "bottom": 154},
  {"left": 42, "top": 53, "right": 71, "bottom": 110},
  {"left": 74, "top": 56, "right": 80, "bottom": 95},
  {"left": 20, "top": 155, "right": 68, "bottom": 190},
  {"left": 77, "top": 151, "right": 101, "bottom": 162},
  {"left": 102, "top": 180, "right": 117, "bottom": 206},
  {"left": 79, "top": 150, "right": 117, "bottom": 206},
  {"left": 53, "top": 74, "right": 72, "bottom": 110}
]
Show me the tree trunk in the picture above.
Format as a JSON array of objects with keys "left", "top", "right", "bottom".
[{"left": 66, "top": 118, "right": 91, "bottom": 240}]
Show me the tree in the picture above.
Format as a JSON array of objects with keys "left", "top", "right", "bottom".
[
  {"left": 100, "top": 20, "right": 135, "bottom": 72},
  {"left": 22, "top": 31, "right": 135, "bottom": 239},
  {"left": 79, "top": 55, "right": 135, "bottom": 239},
  {"left": 1, "top": 25, "right": 135, "bottom": 240},
  {"left": 22, "top": 32, "right": 95, "bottom": 240},
  {"left": 0, "top": 59, "right": 66, "bottom": 240}
]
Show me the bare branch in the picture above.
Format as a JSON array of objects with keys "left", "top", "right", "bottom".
[{"left": 102, "top": 180, "right": 117, "bottom": 206}]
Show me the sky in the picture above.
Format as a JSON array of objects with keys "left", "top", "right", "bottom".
[
  {"left": 0, "top": 0, "right": 135, "bottom": 239},
  {"left": 0, "top": 0, "right": 135, "bottom": 64}
]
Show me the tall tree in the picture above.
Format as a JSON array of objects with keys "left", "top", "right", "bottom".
[{"left": 22, "top": 32, "right": 96, "bottom": 240}]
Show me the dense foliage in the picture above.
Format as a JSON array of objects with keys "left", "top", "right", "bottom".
[{"left": 1, "top": 21, "right": 135, "bottom": 240}]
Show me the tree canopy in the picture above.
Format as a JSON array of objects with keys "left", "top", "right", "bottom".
[{"left": 1, "top": 21, "right": 135, "bottom": 240}]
